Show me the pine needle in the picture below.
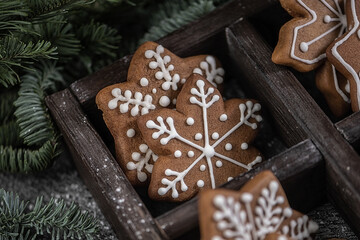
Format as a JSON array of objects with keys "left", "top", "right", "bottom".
[{"left": 0, "top": 189, "right": 99, "bottom": 240}]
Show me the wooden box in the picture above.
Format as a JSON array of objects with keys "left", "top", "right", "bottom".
[{"left": 46, "top": 0, "right": 360, "bottom": 239}]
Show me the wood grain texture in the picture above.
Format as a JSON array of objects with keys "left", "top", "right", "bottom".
[
  {"left": 336, "top": 111, "right": 360, "bottom": 145},
  {"left": 45, "top": 90, "right": 168, "bottom": 240},
  {"left": 156, "top": 139, "right": 325, "bottom": 239},
  {"left": 226, "top": 20, "right": 360, "bottom": 235},
  {"left": 69, "top": 0, "right": 278, "bottom": 110}
]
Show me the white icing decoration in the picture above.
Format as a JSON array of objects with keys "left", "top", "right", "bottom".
[
  {"left": 212, "top": 132, "right": 219, "bottom": 140},
  {"left": 172, "top": 98, "right": 177, "bottom": 105},
  {"left": 108, "top": 88, "right": 155, "bottom": 116},
  {"left": 225, "top": 143, "right": 232, "bottom": 151},
  {"left": 219, "top": 114, "right": 228, "bottom": 122},
  {"left": 159, "top": 96, "right": 171, "bottom": 107},
  {"left": 146, "top": 80, "right": 262, "bottom": 198},
  {"left": 193, "top": 56, "right": 225, "bottom": 87},
  {"left": 197, "top": 180, "right": 205, "bottom": 187},
  {"left": 227, "top": 177, "right": 233, "bottom": 182},
  {"left": 212, "top": 181, "right": 318, "bottom": 240},
  {"left": 200, "top": 164, "right": 206, "bottom": 171},
  {"left": 144, "top": 45, "right": 180, "bottom": 91},
  {"left": 126, "top": 128, "right": 135, "bottom": 138},
  {"left": 188, "top": 151, "right": 195, "bottom": 157},
  {"left": 331, "top": 64, "right": 351, "bottom": 103},
  {"left": 127, "top": 144, "right": 158, "bottom": 182},
  {"left": 331, "top": 0, "right": 360, "bottom": 107},
  {"left": 215, "top": 160, "right": 223, "bottom": 167},
  {"left": 152, "top": 88, "right": 157, "bottom": 94},
  {"left": 140, "top": 77, "right": 149, "bottom": 87},
  {"left": 174, "top": 150, "right": 182, "bottom": 158},
  {"left": 186, "top": 117, "right": 195, "bottom": 126},
  {"left": 241, "top": 143, "right": 248, "bottom": 150},
  {"left": 358, "top": 29, "right": 360, "bottom": 39},
  {"left": 291, "top": 0, "right": 347, "bottom": 64},
  {"left": 345, "top": 80, "right": 350, "bottom": 93},
  {"left": 195, "top": 133, "right": 203, "bottom": 140}
]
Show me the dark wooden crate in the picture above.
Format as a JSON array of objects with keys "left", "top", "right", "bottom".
[{"left": 46, "top": 1, "right": 360, "bottom": 239}]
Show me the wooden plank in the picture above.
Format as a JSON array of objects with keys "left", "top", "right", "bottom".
[
  {"left": 336, "top": 111, "right": 360, "bottom": 145},
  {"left": 156, "top": 139, "right": 324, "bottom": 239},
  {"left": 69, "top": 0, "right": 278, "bottom": 109},
  {"left": 226, "top": 20, "right": 360, "bottom": 234},
  {"left": 45, "top": 90, "right": 168, "bottom": 240}
]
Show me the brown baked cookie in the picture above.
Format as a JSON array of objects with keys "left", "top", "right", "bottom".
[
  {"left": 272, "top": 0, "right": 347, "bottom": 72},
  {"left": 198, "top": 171, "right": 318, "bottom": 240},
  {"left": 265, "top": 233, "right": 295, "bottom": 240},
  {"left": 326, "top": 0, "right": 360, "bottom": 112},
  {"left": 316, "top": 61, "right": 351, "bottom": 117},
  {"left": 96, "top": 41, "right": 224, "bottom": 185},
  {"left": 137, "top": 74, "right": 263, "bottom": 201}
]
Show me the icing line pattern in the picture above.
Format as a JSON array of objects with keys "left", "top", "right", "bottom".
[
  {"left": 211, "top": 181, "right": 318, "bottom": 240},
  {"left": 331, "top": 0, "right": 360, "bottom": 106},
  {"left": 193, "top": 56, "right": 225, "bottom": 87},
  {"left": 291, "top": 0, "right": 346, "bottom": 64},
  {"left": 146, "top": 79, "right": 262, "bottom": 198}
]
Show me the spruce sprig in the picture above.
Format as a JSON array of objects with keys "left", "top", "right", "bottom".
[{"left": 0, "top": 189, "right": 98, "bottom": 240}]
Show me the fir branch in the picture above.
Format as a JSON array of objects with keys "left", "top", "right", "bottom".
[
  {"left": 30, "top": 16, "right": 81, "bottom": 59},
  {"left": 0, "top": 35, "right": 56, "bottom": 87},
  {"left": 75, "top": 20, "right": 121, "bottom": 73},
  {"left": 0, "top": 0, "right": 30, "bottom": 34},
  {"left": 0, "top": 189, "right": 98, "bottom": 240},
  {"left": 14, "top": 62, "right": 64, "bottom": 146},
  {"left": 0, "top": 137, "right": 58, "bottom": 173},
  {"left": 139, "top": 0, "right": 216, "bottom": 44},
  {"left": 27, "top": 0, "right": 94, "bottom": 21}
]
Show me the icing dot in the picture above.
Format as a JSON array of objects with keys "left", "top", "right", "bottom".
[
  {"left": 212, "top": 132, "right": 219, "bottom": 140},
  {"left": 225, "top": 143, "right": 232, "bottom": 151},
  {"left": 186, "top": 117, "right": 195, "bottom": 126},
  {"left": 127, "top": 129, "right": 135, "bottom": 138},
  {"left": 227, "top": 177, "right": 233, "bottom": 182},
  {"left": 358, "top": 29, "right": 360, "bottom": 39},
  {"left": 278, "top": 236, "right": 287, "bottom": 240},
  {"left": 174, "top": 150, "right": 182, "bottom": 158},
  {"left": 145, "top": 50, "right": 153, "bottom": 58},
  {"left": 188, "top": 151, "right": 194, "bottom": 157},
  {"left": 139, "top": 144, "right": 148, "bottom": 153},
  {"left": 132, "top": 152, "right": 140, "bottom": 161},
  {"left": 172, "top": 98, "right": 177, "bottom": 105},
  {"left": 155, "top": 71, "right": 163, "bottom": 80},
  {"left": 197, "top": 180, "right": 204, "bottom": 188},
  {"left": 241, "top": 143, "right": 248, "bottom": 150},
  {"left": 152, "top": 88, "right": 157, "bottom": 94},
  {"left": 195, "top": 133, "right": 203, "bottom": 140},
  {"left": 300, "top": 42, "right": 308, "bottom": 52},
  {"left": 140, "top": 77, "right": 148, "bottom": 87},
  {"left": 323, "top": 15, "right": 331, "bottom": 23},
  {"left": 200, "top": 165, "right": 206, "bottom": 171},
  {"left": 345, "top": 81, "right": 350, "bottom": 93},
  {"left": 215, "top": 161, "right": 223, "bottom": 167},
  {"left": 241, "top": 193, "right": 253, "bottom": 203},
  {"left": 219, "top": 114, "right": 227, "bottom": 121},
  {"left": 159, "top": 96, "right": 170, "bottom": 107}
]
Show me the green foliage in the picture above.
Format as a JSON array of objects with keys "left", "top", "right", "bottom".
[
  {"left": 14, "top": 62, "right": 64, "bottom": 146},
  {"left": 139, "top": 0, "right": 216, "bottom": 44},
  {"left": 0, "top": 189, "right": 98, "bottom": 240}
]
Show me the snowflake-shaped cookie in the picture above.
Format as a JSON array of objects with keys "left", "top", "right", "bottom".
[
  {"left": 138, "top": 74, "right": 262, "bottom": 201},
  {"left": 327, "top": 0, "right": 360, "bottom": 111},
  {"left": 198, "top": 171, "right": 318, "bottom": 240},
  {"left": 273, "top": 0, "right": 347, "bottom": 72},
  {"left": 96, "top": 42, "right": 225, "bottom": 185}
]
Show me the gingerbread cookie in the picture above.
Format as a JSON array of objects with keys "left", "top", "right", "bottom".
[
  {"left": 198, "top": 171, "right": 318, "bottom": 240},
  {"left": 137, "top": 74, "right": 263, "bottom": 201},
  {"left": 316, "top": 61, "right": 350, "bottom": 117},
  {"left": 272, "top": 0, "right": 347, "bottom": 72},
  {"left": 327, "top": 0, "right": 360, "bottom": 111},
  {"left": 96, "top": 41, "right": 225, "bottom": 185}
]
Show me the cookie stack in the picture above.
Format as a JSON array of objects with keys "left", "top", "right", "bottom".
[
  {"left": 96, "top": 41, "right": 263, "bottom": 202},
  {"left": 272, "top": 0, "right": 360, "bottom": 117}
]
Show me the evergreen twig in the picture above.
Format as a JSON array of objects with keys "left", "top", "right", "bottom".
[{"left": 0, "top": 189, "right": 98, "bottom": 240}]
